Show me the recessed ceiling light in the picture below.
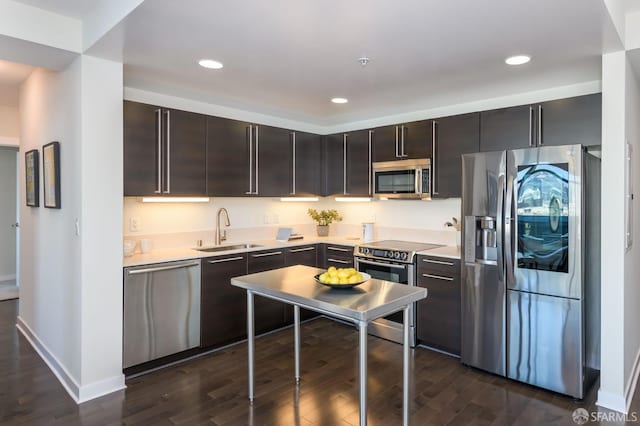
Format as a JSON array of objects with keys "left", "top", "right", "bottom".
[
  {"left": 331, "top": 97, "right": 348, "bottom": 104},
  {"left": 505, "top": 55, "right": 531, "bottom": 66},
  {"left": 199, "top": 59, "right": 223, "bottom": 69}
]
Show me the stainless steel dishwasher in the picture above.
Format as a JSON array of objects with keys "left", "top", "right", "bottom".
[{"left": 123, "top": 259, "right": 201, "bottom": 368}]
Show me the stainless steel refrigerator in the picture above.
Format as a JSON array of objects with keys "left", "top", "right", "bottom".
[{"left": 460, "top": 144, "right": 600, "bottom": 398}]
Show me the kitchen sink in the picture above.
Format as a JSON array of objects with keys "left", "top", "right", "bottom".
[{"left": 195, "top": 243, "right": 263, "bottom": 253}]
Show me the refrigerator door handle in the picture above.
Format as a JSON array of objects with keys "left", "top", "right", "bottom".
[
  {"left": 497, "top": 173, "right": 505, "bottom": 285},
  {"left": 504, "top": 170, "right": 515, "bottom": 287}
]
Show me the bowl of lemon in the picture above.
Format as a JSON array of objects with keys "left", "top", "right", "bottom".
[{"left": 314, "top": 267, "right": 371, "bottom": 289}]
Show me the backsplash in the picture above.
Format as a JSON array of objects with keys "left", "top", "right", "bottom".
[{"left": 123, "top": 197, "right": 461, "bottom": 248}]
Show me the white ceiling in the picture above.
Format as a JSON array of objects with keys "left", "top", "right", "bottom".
[
  {"left": 8, "top": 0, "right": 625, "bottom": 125},
  {"left": 12, "top": 0, "right": 97, "bottom": 19}
]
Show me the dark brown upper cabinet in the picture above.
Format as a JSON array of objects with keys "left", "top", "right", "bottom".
[
  {"left": 255, "top": 125, "right": 292, "bottom": 197},
  {"left": 432, "top": 113, "right": 479, "bottom": 199},
  {"left": 480, "top": 93, "right": 601, "bottom": 152},
  {"left": 372, "top": 121, "right": 432, "bottom": 162},
  {"left": 323, "top": 130, "right": 372, "bottom": 197},
  {"left": 290, "top": 131, "right": 322, "bottom": 196},
  {"left": 124, "top": 101, "right": 206, "bottom": 196},
  {"left": 538, "top": 93, "right": 601, "bottom": 148},
  {"left": 207, "top": 120, "right": 291, "bottom": 197},
  {"left": 207, "top": 116, "right": 252, "bottom": 196}
]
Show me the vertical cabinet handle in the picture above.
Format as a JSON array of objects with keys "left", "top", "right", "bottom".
[
  {"left": 401, "top": 125, "right": 407, "bottom": 157},
  {"left": 254, "top": 125, "right": 259, "bottom": 194},
  {"left": 343, "top": 134, "right": 348, "bottom": 195},
  {"left": 155, "top": 109, "right": 162, "bottom": 194},
  {"left": 164, "top": 110, "right": 171, "bottom": 194},
  {"left": 368, "top": 130, "right": 373, "bottom": 195},
  {"left": 432, "top": 120, "right": 438, "bottom": 195},
  {"left": 538, "top": 105, "right": 543, "bottom": 146},
  {"left": 291, "top": 132, "right": 296, "bottom": 195},
  {"left": 395, "top": 126, "right": 400, "bottom": 158},
  {"left": 246, "top": 125, "right": 253, "bottom": 194},
  {"left": 529, "top": 106, "right": 534, "bottom": 147}
]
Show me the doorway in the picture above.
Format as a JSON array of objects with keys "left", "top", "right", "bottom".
[{"left": 0, "top": 146, "right": 18, "bottom": 301}]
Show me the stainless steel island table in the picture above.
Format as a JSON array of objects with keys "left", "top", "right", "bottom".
[{"left": 231, "top": 265, "right": 428, "bottom": 426}]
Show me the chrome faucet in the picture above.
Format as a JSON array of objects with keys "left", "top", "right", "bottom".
[{"left": 215, "top": 207, "right": 231, "bottom": 245}]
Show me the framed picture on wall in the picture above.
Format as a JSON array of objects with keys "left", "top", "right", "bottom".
[
  {"left": 43, "top": 141, "right": 61, "bottom": 209},
  {"left": 25, "top": 149, "right": 39, "bottom": 207}
]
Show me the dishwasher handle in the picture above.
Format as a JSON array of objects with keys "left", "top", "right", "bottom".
[{"left": 127, "top": 261, "right": 200, "bottom": 275}]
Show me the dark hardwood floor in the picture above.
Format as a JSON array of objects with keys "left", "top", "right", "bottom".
[{"left": 0, "top": 298, "right": 638, "bottom": 425}]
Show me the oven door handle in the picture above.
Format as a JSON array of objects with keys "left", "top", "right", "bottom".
[{"left": 356, "top": 258, "right": 408, "bottom": 270}]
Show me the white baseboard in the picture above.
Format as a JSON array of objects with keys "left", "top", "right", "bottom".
[
  {"left": 16, "top": 316, "right": 126, "bottom": 404},
  {"left": 0, "top": 274, "right": 16, "bottom": 282},
  {"left": 597, "top": 390, "right": 628, "bottom": 414},
  {"left": 597, "top": 346, "right": 640, "bottom": 414}
]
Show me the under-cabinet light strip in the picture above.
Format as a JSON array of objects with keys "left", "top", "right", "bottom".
[{"left": 140, "top": 197, "right": 210, "bottom": 203}]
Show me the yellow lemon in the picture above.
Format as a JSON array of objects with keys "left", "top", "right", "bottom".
[
  {"left": 337, "top": 269, "right": 350, "bottom": 279},
  {"left": 348, "top": 275, "right": 360, "bottom": 284},
  {"left": 338, "top": 277, "right": 349, "bottom": 284},
  {"left": 329, "top": 276, "right": 340, "bottom": 285},
  {"left": 319, "top": 273, "right": 329, "bottom": 283},
  {"left": 327, "top": 266, "right": 337, "bottom": 274}
]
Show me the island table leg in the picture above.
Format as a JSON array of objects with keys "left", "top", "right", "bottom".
[
  {"left": 247, "top": 291, "right": 255, "bottom": 402},
  {"left": 403, "top": 304, "right": 410, "bottom": 426},
  {"left": 294, "top": 305, "right": 300, "bottom": 383},
  {"left": 358, "top": 321, "right": 368, "bottom": 426}
]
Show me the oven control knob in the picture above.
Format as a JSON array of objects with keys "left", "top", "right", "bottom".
[
  {"left": 386, "top": 251, "right": 394, "bottom": 259},
  {"left": 401, "top": 252, "right": 408, "bottom": 261},
  {"left": 394, "top": 251, "right": 402, "bottom": 259},
  {"left": 362, "top": 248, "right": 370, "bottom": 255}
]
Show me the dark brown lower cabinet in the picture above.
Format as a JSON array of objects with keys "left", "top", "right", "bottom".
[
  {"left": 322, "top": 244, "right": 354, "bottom": 269},
  {"left": 284, "top": 245, "right": 319, "bottom": 321},
  {"left": 416, "top": 255, "right": 461, "bottom": 356},
  {"left": 201, "top": 253, "right": 248, "bottom": 348},
  {"left": 248, "top": 249, "right": 287, "bottom": 334}
]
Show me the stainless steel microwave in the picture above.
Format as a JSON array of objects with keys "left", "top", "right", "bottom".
[{"left": 372, "top": 158, "right": 431, "bottom": 200}]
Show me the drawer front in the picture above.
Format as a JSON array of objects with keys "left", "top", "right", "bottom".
[
  {"left": 418, "top": 255, "right": 460, "bottom": 277},
  {"left": 325, "top": 244, "right": 354, "bottom": 258},
  {"left": 326, "top": 257, "right": 354, "bottom": 269},
  {"left": 416, "top": 273, "right": 461, "bottom": 355},
  {"left": 285, "top": 245, "right": 318, "bottom": 267}
]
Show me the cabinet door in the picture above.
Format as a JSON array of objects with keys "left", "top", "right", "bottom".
[
  {"left": 480, "top": 105, "right": 532, "bottom": 152},
  {"left": 539, "top": 93, "right": 601, "bottom": 147},
  {"left": 323, "top": 134, "right": 346, "bottom": 196},
  {"left": 207, "top": 116, "right": 251, "bottom": 196},
  {"left": 248, "top": 250, "right": 287, "bottom": 334},
  {"left": 166, "top": 109, "right": 207, "bottom": 195},
  {"left": 372, "top": 125, "right": 399, "bottom": 162},
  {"left": 416, "top": 257, "right": 461, "bottom": 355},
  {"left": 401, "top": 120, "right": 432, "bottom": 159},
  {"left": 285, "top": 245, "right": 319, "bottom": 321},
  {"left": 346, "top": 130, "right": 371, "bottom": 196},
  {"left": 294, "top": 132, "right": 322, "bottom": 196},
  {"left": 201, "top": 254, "right": 248, "bottom": 348},
  {"left": 256, "top": 125, "right": 291, "bottom": 197},
  {"left": 433, "top": 113, "right": 479, "bottom": 199},
  {"left": 124, "top": 101, "right": 161, "bottom": 196}
]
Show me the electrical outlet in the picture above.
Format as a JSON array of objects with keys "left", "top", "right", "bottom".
[
  {"left": 129, "top": 217, "right": 141, "bottom": 232},
  {"left": 263, "top": 214, "right": 270, "bottom": 224}
]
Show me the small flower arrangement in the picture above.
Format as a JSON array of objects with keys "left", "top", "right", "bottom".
[{"left": 307, "top": 209, "right": 343, "bottom": 226}]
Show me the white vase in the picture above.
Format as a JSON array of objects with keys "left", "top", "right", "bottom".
[{"left": 317, "top": 225, "right": 329, "bottom": 236}]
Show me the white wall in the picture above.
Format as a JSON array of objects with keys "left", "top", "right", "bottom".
[
  {"left": 0, "top": 147, "right": 17, "bottom": 279},
  {"left": 19, "top": 64, "right": 84, "bottom": 387},
  {"left": 0, "top": 105, "right": 19, "bottom": 137},
  {"left": 123, "top": 197, "right": 460, "bottom": 236},
  {"left": 78, "top": 56, "right": 123, "bottom": 389},
  {"left": 624, "top": 56, "right": 640, "bottom": 403},
  {"left": 18, "top": 56, "right": 124, "bottom": 403},
  {"left": 598, "top": 50, "right": 640, "bottom": 414}
]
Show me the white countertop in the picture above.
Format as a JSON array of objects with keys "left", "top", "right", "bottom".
[
  {"left": 417, "top": 245, "right": 461, "bottom": 259},
  {"left": 123, "top": 236, "right": 362, "bottom": 267}
]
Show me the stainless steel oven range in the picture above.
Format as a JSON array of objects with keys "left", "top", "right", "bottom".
[{"left": 354, "top": 240, "right": 443, "bottom": 346}]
